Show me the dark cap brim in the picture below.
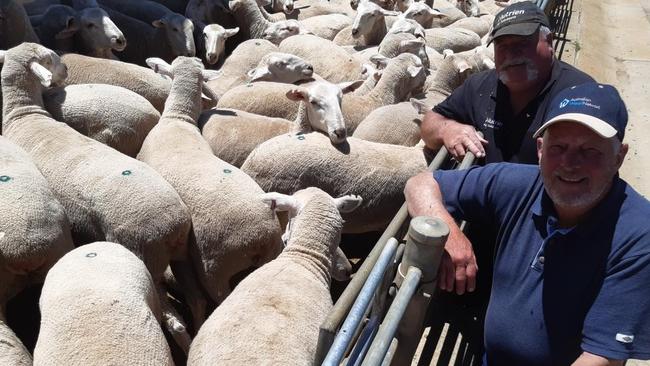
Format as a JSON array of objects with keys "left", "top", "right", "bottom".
[{"left": 487, "top": 23, "right": 541, "bottom": 45}]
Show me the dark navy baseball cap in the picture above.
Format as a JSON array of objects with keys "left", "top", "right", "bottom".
[
  {"left": 533, "top": 82, "right": 628, "bottom": 141},
  {"left": 487, "top": 1, "right": 550, "bottom": 45}
]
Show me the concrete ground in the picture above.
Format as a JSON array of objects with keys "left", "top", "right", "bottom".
[{"left": 563, "top": 0, "right": 650, "bottom": 198}]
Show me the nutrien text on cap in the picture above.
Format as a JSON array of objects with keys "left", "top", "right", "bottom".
[{"left": 487, "top": 1, "right": 550, "bottom": 44}]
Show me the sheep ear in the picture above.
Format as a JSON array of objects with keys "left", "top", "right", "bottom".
[
  {"left": 407, "top": 65, "right": 422, "bottom": 78},
  {"left": 260, "top": 192, "right": 299, "bottom": 212},
  {"left": 225, "top": 27, "right": 239, "bottom": 38},
  {"left": 379, "top": 9, "right": 400, "bottom": 16},
  {"left": 369, "top": 54, "right": 389, "bottom": 69},
  {"left": 248, "top": 66, "right": 271, "bottom": 81},
  {"left": 455, "top": 58, "right": 472, "bottom": 74},
  {"left": 145, "top": 57, "right": 173, "bottom": 77},
  {"left": 228, "top": 0, "right": 242, "bottom": 12},
  {"left": 482, "top": 57, "right": 495, "bottom": 70},
  {"left": 331, "top": 247, "right": 352, "bottom": 281},
  {"left": 201, "top": 69, "right": 222, "bottom": 81},
  {"left": 286, "top": 87, "right": 309, "bottom": 101},
  {"left": 428, "top": 7, "right": 445, "bottom": 17},
  {"left": 399, "top": 39, "right": 425, "bottom": 53},
  {"left": 442, "top": 49, "right": 454, "bottom": 58},
  {"left": 201, "top": 83, "right": 219, "bottom": 103},
  {"left": 410, "top": 98, "right": 429, "bottom": 114},
  {"left": 55, "top": 17, "right": 78, "bottom": 39},
  {"left": 152, "top": 19, "right": 165, "bottom": 28},
  {"left": 30, "top": 62, "right": 53, "bottom": 87},
  {"left": 334, "top": 194, "right": 363, "bottom": 213},
  {"left": 338, "top": 79, "right": 365, "bottom": 94}
]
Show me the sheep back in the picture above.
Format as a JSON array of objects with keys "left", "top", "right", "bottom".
[
  {"left": 216, "top": 81, "right": 298, "bottom": 120},
  {"left": 353, "top": 101, "right": 422, "bottom": 146},
  {"left": 241, "top": 133, "right": 427, "bottom": 233},
  {"left": 199, "top": 108, "right": 292, "bottom": 167},
  {"left": 43, "top": 84, "right": 160, "bottom": 157},
  {"left": 33, "top": 242, "right": 173, "bottom": 366},
  {"left": 62, "top": 53, "right": 171, "bottom": 112}
]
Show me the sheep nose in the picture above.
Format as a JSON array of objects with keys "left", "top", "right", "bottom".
[
  {"left": 306, "top": 65, "right": 313, "bottom": 71},
  {"left": 334, "top": 128, "right": 347, "bottom": 140},
  {"left": 351, "top": 28, "right": 358, "bottom": 36},
  {"left": 206, "top": 52, "right": 218, "bottom": 64},
  {"left": 284, "top": 3, "right": 293, "bottom": 11}
]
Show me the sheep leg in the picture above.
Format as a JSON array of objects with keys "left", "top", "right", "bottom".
[
  {"left": 156, "top": 284, "right": 192, "bottom": 355},
  {"left": 169, "top": 260, "right": 207, "bottom": 332}
]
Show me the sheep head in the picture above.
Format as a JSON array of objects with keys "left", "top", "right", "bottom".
[
  {"left": 261, "top": 20, "right": 310, "bottom": 45},
  {"left": 202, "top": 24, "right": 238, "bottom": 65},
  {"left": 1, "top": 43, "right": 67, "bottom": 87},
  {"left": 286, "top": 79, "right": 364, "bottom": 145},
  {"left": 152, "top": 13, "right": 196, "bottom": 57},
  {"left": 247, "top": 52, "right": 313, "bottom": 83},
  {"left": 351, "top": 0, "right": 399, "bottom": 38},
  {"left": 77, "top": 7, "right": 126, "bottom": 52}
]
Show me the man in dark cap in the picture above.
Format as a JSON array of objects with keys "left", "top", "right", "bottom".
[
  {"left": 406, "top": 82, "right": 650, "bottom": 365},
  {"left": 420, "top": 1, "right": 594, "bottom": 164}
]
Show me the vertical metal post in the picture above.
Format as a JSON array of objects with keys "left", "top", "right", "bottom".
[{"left": 390, "top": 216, "right": 449, "bottom": 366}]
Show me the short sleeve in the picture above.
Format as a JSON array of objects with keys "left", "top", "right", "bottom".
[{"left": 581, "top": 251, "right": 650, "bottom": 360}]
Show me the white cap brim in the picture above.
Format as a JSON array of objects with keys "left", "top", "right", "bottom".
[{"left": 532, "top": 113, "right": 619, "bottom": 139}]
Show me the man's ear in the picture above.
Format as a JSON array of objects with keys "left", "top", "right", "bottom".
[
  {"left": 616, "top": 143, "right": 629, "bottom": 169},
  {"left": 260, "top": 192, "right": 299, "bottom": 212},
  {"left": 536, "top": 136, "right": 544, "bottom": 161}
]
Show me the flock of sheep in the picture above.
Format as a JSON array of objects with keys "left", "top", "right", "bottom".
[{"left": 0, "top": 0, "right": 518, "bottom": 364}]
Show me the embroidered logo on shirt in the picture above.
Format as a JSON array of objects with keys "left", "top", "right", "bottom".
[
  {"left": 615, "top": 333, "right": 634, "bottom": 344},
  {"left": 483, "top": 117, "right": 503, "bottom": 130}
]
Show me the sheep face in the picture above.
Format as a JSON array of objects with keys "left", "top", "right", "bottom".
[
  {"left": 403, "top": 2, "right": 445, "bottom": 26},
  {"left": 248, "top": 52, "right": 313, "bottom": 83},
  {"left": 153, "top": 14, "right": 196, "bottom": 57},
  {"left": 286, "top": 80, "right": 363, "bottom": 144},
  {"left": 77, "top": 7, "right": 126, "bottom": 52},
  {"left": 351, "top": 0, "right": 398, "bottom": 38},
  {"left": 273, "top": 0, "right": 295, "bottom": 14},
  {"left": 203, "top": 25, "right": 239, "bottom": 65},
  {"left": 261, "top": 20, "right": 303, "bottom": 45},
  {"left": 398, "top": 38, "right": 430, "bottom": 69}
]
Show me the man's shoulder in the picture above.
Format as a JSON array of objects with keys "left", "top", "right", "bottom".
[{"left": 552, "top": 60, "right": 595, "bottom": 89}]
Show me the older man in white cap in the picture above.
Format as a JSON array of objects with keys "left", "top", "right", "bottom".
[{"left": 405, "top": 82, "right": 650, "bottom": 365}]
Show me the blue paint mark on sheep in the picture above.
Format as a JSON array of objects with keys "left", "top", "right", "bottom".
[
  {"left": 297, "top": 135, "right": 305, "bottom": 140},
  {"left": 122, "top": 170, "right": 132, "bottom": 176},
  {"left": 223, "top": 169, "right": 232, "bottom": 174},
  {"left": 0, "top": 176, "right": 11, "bottom": 182},
  {"left": 86, "top": 252, "right": 97, "bottom": 258}
]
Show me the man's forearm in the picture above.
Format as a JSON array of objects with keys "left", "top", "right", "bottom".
[
  {"left": 571, "top": 352, "right": 624, "bottom": 366},
  {"left": 404, "top": 171, "right": 464, "bottom": 239}
]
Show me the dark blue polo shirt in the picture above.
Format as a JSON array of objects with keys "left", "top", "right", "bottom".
[
  {"left": 433, "top": 60, "right": 594, "bottom": 164},
  {"left": 434, "top": 163, "right": 650, "bottom": 365}
]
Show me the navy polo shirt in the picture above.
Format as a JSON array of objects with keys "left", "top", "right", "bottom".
[
  {"left": 434, "top": 163, "right": 650, "bottom": 365},
  {"left": 433, "top": 60, "right": 594, "bottom": 164}
]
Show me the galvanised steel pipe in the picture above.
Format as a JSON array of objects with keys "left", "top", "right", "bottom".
[
  {"left": 345, "top": 314, "right": 380, "bottom": 366},
  {"left": 361, "top": 267, "right": 423, "bottom": 366},
  {"left": 315, "top": 146, "right": 450, "bottom": 364},
  {"left": 322, "top": 238, "right": 400, "bottom": 366}
]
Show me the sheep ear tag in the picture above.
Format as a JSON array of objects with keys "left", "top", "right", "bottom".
[
  {"left": 334, "top": 195, "right": 363, "bottom": 213},
  {"left": 30, "top": 62, "right": 53, "bottom": 87}
]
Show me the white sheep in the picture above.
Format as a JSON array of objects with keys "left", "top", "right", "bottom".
[
  {"left": 192, "top": 22, "right": 239, "bottom": 65},
  {"left": 247, "top": 52, "right": 314, "bottom": 83},
  {"left": 1, "top": 43, "right": 195, "bottom": 352},
  {"left": 61, "top": 52, "right": 171, "bottom": 112},
  {"left": 352, "top": 99, "right": 425, "bottom": 146},
  {"left": 242, "top": 133, "right": 429, "bottom": 233},
  {"left": 262, "top": 14, "right": 352, "bottom": 42},
  {"left": 42, "top": 83, "right": 161, "bottom": 157},
  {"left": 139, "top": 56, "right": 285, "bottom": 306},
  {"left": 33, "top": 242, "right": 174, "bottom": 365},
  {"left": 352, "top": 62, "right": 382, "bottom": 95},
  {"left": 333, "top": 0, "right": 399, "bottom": 48},
  {"left": 205, "top": 38, "right": 278, "bottom": 98},
  {"left": 187, "top": 187, "right": 362, "bottom": 365},
  {"left": 423, "top": 26, "right": 483, "bottom": 53},
  {"left": 0, "top": 134, "right": 74, "bottom": 366},
  {"left": 341, "top": 52, "right": 427, "bottom": 133},
  {"left": 448, "top": 15, "right": 491, "bottom": 38},
  {"left": 279, "top": 34, "right": 365, "bottom": 83},
  {"left": 216, "top": 78, "right": 363, "bottom": 132},
  {"left": 259, "top": 0, "right": 355, "bottom": 21}
]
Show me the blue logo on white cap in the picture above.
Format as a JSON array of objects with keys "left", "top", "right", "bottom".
[{"left": 559, "top": 99, "right": 570, "bottom": 108}]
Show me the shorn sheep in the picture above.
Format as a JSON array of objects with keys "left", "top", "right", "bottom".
[
  {"left": 0, "top": 134, "right": 74, "bottom": 366},
  {"left": 139, "top": 56, "right": 285, "bottom": 306},
  {"left": 33, "top": 242, "right": 174, "bottom": 365},
  {"left": 242, "top": 133, "right": 429, "bottom": 233},
  {"left": 1, "top": 43, "right": 195, "bottom": 352},
  {"left": 188, "top": 187, "right": 362, "bottom": 365}
]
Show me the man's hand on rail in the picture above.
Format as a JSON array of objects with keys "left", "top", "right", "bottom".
[{"left": 438, "top": 230, "right": 478, "bottom": 295}]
